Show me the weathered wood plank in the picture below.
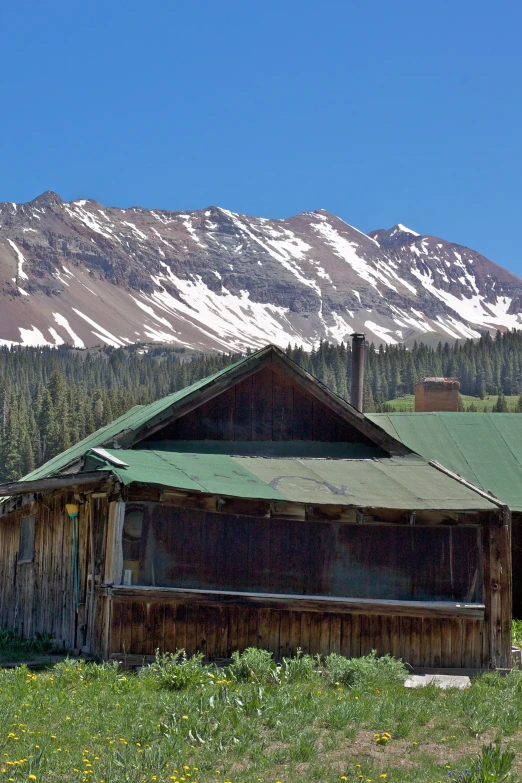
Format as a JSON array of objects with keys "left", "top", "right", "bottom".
[
  {"left": 258, "top": 608, "right": 271, "bottom": 651},
  {"left": 252, "top": 367, "right": 273, "bottom": 441},
  {"left": 330, "top": 614, "right": 341, "bottom": 654},
  {"left": 279, "top": 610, "right": 291, "bottom": 658},
  {"left": 272, "top": 372, "right": 293, "bottom": 441},
  {"left": 292, "top": 387, "right": 314, "bottom": 440},
  {"left": 108, "top": 586, "right": 486, "bottom": 619},
  {"left": 234, "top": 375, "right": 253, "bottom": 441},
  {"left": 289, "top": 611, "right": 302, "bottom": 656},
  {"left": 340, "top": 614, "right": 352, "bottom": 657},
  {"left": 300, "top": 612, "right": 311, "bottom": 655}
]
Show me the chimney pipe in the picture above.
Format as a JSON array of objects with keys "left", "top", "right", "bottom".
[{"left": 351, "top": 333, "right": 366, "bottom": 412}]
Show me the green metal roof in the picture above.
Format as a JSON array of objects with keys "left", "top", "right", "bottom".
[
  {"left": 369, "top": 413, "right": 522, "bottom": 512},
  {"left": 83, "top": 449, "right": 495, "bottom": 510}
]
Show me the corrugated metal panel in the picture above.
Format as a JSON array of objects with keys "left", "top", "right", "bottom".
[
  {"left": 84, "top": 449, "right": 495, "bottom": 510},
  {"left": 369, "top": 412, "right": 522, "bottom": 511}
]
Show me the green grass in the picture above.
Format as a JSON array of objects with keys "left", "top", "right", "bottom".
[
  {"left": 382, "top": 394, "right": 521, "bottom": 412},
  {"left": 0, "top": 650, "right": 520, "bottom": 783}
]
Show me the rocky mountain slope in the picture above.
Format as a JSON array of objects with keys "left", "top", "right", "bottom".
[{"left": 0, "top": 192, "right": 521, "bottom": 351}]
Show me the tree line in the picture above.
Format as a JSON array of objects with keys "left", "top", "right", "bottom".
[{"left": 0, "top": 329, "right": 522, "bottom": 482}]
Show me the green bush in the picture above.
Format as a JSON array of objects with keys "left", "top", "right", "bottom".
[
  {"left": 140, "top": 649, "right": 213, "bottom": 690},
  {"left": 323, "top": 650, "right": 408, "bottom": 689},
  {"left": 280, "top": 648, "right": 317, "bottom": 682},
  {"left": 228, "top": 647, "right": 279, "bottom": 683}
]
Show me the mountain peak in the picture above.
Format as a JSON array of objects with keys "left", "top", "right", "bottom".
[
  {"left": 368, "top": 224, "right": 422, "bottom": 248},
  {"left": 395, "top": 223, "right": 419, "bottom": 237},
  {"left": 0, "top": 196, "right": 520, "bottom": 350},
  {"left": 30, "top": 190, "right": 63, "bottom": 207}
]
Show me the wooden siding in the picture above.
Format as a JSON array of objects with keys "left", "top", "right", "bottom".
[
  {"left": 107, "top": 591, "right": 487, "bottom": 668},
  {"left": 0, "top": 492, "right": 91, "bottom": 649},
  {"left": 145, "top": 366, "right": 374, "bottom": 444},
  {"left": 0, "top": 494, "right": 511, "bottom": 670}
]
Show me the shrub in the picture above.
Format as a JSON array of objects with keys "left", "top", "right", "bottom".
[
  {"left": 281, "top": 648, "right": 317, "bottom": 682},
  {"left": 323, "top": 650, "right": 407, "bottom": 689},
  {"left": 228, "top": 647, "right": 279, "bottom": 683},
  {"left": 140, "top": 649, "right": 213, "bottom": 690}
]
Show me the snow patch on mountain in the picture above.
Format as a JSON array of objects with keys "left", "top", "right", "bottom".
[{"left": 0, "top": 193, "right": 521, "bottom": 350}]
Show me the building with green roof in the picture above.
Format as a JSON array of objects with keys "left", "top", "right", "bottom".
[{"left": 0, "top": 346, "right": 512, "bottom": 670}]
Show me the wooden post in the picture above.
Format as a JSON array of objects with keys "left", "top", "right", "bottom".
[
  {"left": 483, "top": 507, "right": 512, "bottom": 669},
  {"left": 104, "top": 502, "right": 125, "bottom": 585}
]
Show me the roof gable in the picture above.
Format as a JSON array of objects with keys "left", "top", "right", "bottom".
[
  {"left": 123, "top": 346, "right": 409, "bottom": 455},
  {"left": 18, "top": 346, "right": 409, "bottom": 485}
]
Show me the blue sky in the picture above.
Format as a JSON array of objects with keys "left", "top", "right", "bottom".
[{"left": 1, "top": 0, "right": 521, "bottom": 276}]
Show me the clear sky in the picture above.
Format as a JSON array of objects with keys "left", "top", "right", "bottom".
[{"left": 1, "top": 0, "right": 521, "bottom": 276}]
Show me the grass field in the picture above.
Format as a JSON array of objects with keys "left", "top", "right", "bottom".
[
  {"left": 0, "top": 648, "right": 520, "bottom": 783},
  {"left": 383, "top": 394, "right": 521, "bottom": 412}
]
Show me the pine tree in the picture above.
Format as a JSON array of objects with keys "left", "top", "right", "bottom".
[
  {"left": 0, "top": 399, "right": 22, "bottom": 481},
  {"left": 493, "top": 389, "right": 509, "bottom": 413}
]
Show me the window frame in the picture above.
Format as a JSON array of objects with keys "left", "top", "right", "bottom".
[{"left": 18, "top": 515, "right": 36, "bottom": 565}]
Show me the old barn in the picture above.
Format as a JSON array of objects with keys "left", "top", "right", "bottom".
[{"left": 0, "top": 344, "right": 512, "bottom": 670}]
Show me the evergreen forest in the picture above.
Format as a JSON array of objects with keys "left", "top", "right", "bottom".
[{"left": 1, "top": 329, "right": 522, "bottom": 482}]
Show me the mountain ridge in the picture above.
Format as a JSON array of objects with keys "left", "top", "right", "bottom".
[{"left": 0, "top": 192, "right": 521, "bottom": 351}]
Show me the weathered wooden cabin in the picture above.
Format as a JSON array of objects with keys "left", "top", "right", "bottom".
[{"left": 0, "top": 345, "right": 512, "bottom": 669}]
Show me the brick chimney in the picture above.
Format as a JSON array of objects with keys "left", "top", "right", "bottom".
[{"left": 414, "top": 377, "right": 460, "bottom": 412}]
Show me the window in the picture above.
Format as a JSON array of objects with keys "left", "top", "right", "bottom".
[
  {"left": 122, "top": 507, "right": 145, "bottom": 585},
  {"left": 122, "top": 503, "right": 482, "bottom": 603},
  {"left": 18, "top": 515, "right": 35, "bottom": 563}
]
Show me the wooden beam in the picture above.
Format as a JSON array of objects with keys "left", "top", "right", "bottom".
[
  {"left": 428, "top": 461, "right": 506, "bottom": 509},
  {"left": 106, "top": 585, "right": 485, "bottom": 619},
  {"left": 0, "top": 471, "right": 113, "bottom": 497}
]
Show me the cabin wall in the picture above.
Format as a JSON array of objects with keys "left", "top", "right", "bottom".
[
  {"left": 106, "top": 591, "right": 487, "bottom": 668},
  {"left": 0, "top": 491, "right": 107, "bottom": 652},
  {"left": 145, "top": 367, "right": 374, "bottom": 444},
  {"left": 121, "top": 504, "right": 483, "bottom": 603},
  {"left": 0, "top": 493, "right": 511, "bottom": 670},
  {"left": 96, "top": 501, "right": 510, "bottom": 669}
]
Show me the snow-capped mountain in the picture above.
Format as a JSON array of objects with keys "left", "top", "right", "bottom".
[{"left": 0, "top": 191, "right": 521, "bottom": 351}]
